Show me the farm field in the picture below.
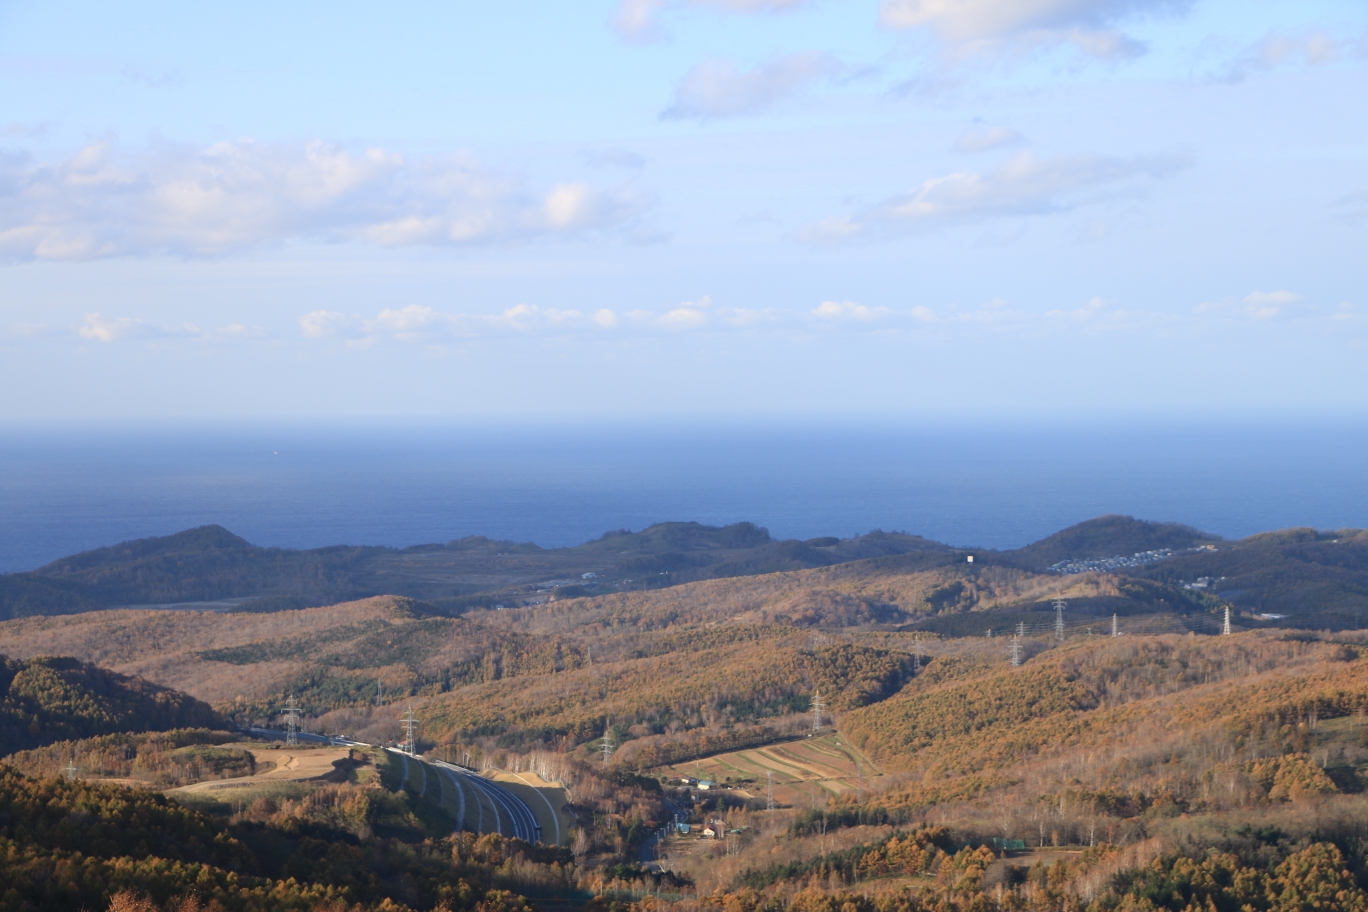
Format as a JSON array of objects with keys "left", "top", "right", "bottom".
[{"left": 652, "top": 733, "right": 885, "bottom": 807}]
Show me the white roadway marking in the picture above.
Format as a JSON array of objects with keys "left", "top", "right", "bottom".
[{"left": 503, "top": 771, "right": 562, "bottom": 846}]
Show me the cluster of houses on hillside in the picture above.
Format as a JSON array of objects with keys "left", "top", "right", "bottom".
[{"left": 1049, "top": 544, "right": 1215, "bottom": 575}]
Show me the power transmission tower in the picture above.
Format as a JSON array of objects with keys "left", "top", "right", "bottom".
[
  {"left": 1222, "top": 606, "right": 1232, "bottom": 636},
  {"left": 375, "top": 681, "right": 384, "bottom": 708},
  {"left": 912, "top": 637, "right": 921, "bottom": 672},
  {"left": 601, "top": 725, "right": 614, "bottom": 764},
  {"left": 1017, "top": 621, "right": 1026, "bottom": 638},
  {"left": 1053, "top": 598, "right": 1067, "bottom": 641},
  {"left": 282, "top": 694, "right": 301, "bottom": 747},
  {"left": 63, "top": 759, "right": 78, "bottom": 780},
  {"left": 402, "top": 706, "right": 419, "bottom": 756},
  {"left": 766, "top": 770, "right": 775, "bottom": 811},
  {"left": 1112, "top": 613, "right": 1119, "bottom": 637},
  {"left": 810, "top": 690, "right": 825, "bottom": 736},
  {"left": 1010, "top": 635, "right": 1022, "bottom": 667}
]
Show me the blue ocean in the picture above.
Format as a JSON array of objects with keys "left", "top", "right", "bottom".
[{"left": 1, "top": 420, "right": 1366, "bottom": 574}]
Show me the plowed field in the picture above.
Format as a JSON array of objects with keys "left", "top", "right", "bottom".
[{"left": 652, "top": 733, "right": 884, "bottom": 806}]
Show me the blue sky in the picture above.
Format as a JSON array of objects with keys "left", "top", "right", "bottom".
[{"left": 1, "top": 0, "right": 1365, "bottom": 420}]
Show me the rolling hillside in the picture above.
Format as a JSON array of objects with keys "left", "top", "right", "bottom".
[
  {"left": 0, "top": 521, "right": 950, "bottom": 620},
  {"left": 5, "top": 514, "right": 1368, "bottom": 911}
]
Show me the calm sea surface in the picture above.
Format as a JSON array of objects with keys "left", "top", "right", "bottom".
[{"left": 1, "top": 421, "right": 1365, "bottom": 574}]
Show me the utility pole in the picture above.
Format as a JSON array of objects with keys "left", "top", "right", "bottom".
[
  {"left": 1222, "top": 606, "right": 1232, "bottom": 636},
  {"left": 1054, "top": 598, "right": 1067, "bottom": 641},
  {"left": 1112, "top": 613, "right": 1119, "bottom": 637},
  {"left": 1010, "top": 635, "right": 1022, "bottom": 667},
  {"left": 766, "top": 770, "right": 775, "bottom": 811},
  {"left": 601, "top": 725, "right": 614, "bottom": 764},
  {"left": 810, "top": 690, "right": 825, "bottom": 736},
  {"left": 282, "top": 694, "right": 301, "bottom": 747},
  {"left": 403, "top": 706, "right": 418, "bottom": 756}
]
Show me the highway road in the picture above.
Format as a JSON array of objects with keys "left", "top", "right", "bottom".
[{"left": 239, "top": 727, "right": 541, "bottom": 842}]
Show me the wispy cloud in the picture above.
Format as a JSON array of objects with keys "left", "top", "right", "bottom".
[
  {"left": 0, "top": 137, "right": 652, "bottom": 261},
  {"left": 76, "top": 313, "right": 268, "bottom": 343},
  {"left": 662, "top": 52, "right": 833, "bottom": 121},
  {"left": 2, "top": 122, "right": 51, "bottom": 138},
  {"left": 612, "top": 0, "right": 810, "bottom": 43},
  {"left": 613, "top": 0, "right": 668, "bottom": 43},
  {"left": 1216, "top": 29, "right": 1349, "bottom": 83},
  {"left": 953, "top": 124, "right": 1025, "bottom": 154},
  {"left": 812, "top": 300, "right": 894, "bottom": 322},
  {"left": 879, "top": 0, "right": 1190, "bottom": 61},
  {"left": 692, "top": 0, "right": 810, "bottom": 10},
  {"left": 804, "top": 149, "right": 1191, "bottom": 241},
  {"left": 47, "top": 289, "right": 1354, "bottom": 350},
  {"left": 579, "top": 148, "right": 647, "bottom": 169},
  {"left": 1333, "top": 190, "right": 1368, "bottom": 223},
  {"left": 1195, "top": 290, "right": 1305, "bottom": 322}
]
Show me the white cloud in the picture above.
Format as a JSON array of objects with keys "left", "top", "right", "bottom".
[
  {"left": 659, "top": 294, "right": 713, "bottom": 330},
  {"left": 0, "top": 138, "right": 651, "bottom": 261},
  {"left": 78, "top": 313, "right": 156, "bottom": 343},
  {"left": 812, "top": 300, "right": 893, "bottom": 321},
  {"left": 662, "top": 52, "right": 833, "bottom": 121},
  {"left": 63, "top": 293, "right": 1356, "bottom": 351},
  {"left": 76, "top": 313, "right": 234, "bottom": 343},
  {"left": 213, "top": 323, "right": 268, "bottom": 340},
  {"left": 1194, "top": 290, "right": 1304, "bottom": 322},
  {"left": 806, "top": 149, "right": 1190, "bottom": 240},
  {"left": 879, "top": 0, "right": 1189, "bottom": 61},
  {"left": 1331, "top": 302, "right": 1359, "bottom": 323},
  {"left": 953, "top": 124, "right": 1025, "bottom": 153},
  {"left": 299, "top": 311, "right": 356, "bottom": 339}
]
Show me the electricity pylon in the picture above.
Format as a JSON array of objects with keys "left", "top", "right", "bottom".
[
  {"left": 282, "top": 695, "right": 301, "bottom": 747},
  {"left": 402, "top": 706, "right": 419, "bottom": 756},
  {"left": 1054, "top": 598, "right": 1067, "bottom": 641}
]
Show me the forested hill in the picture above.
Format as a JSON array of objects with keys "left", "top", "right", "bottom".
[
  {"left": 998, "top": 514, "right": 1216, "bottom": 568},
  {"left": 0, "top": 521, "right": 950, "bottom": 620},
  {"left": 0, "top": 655, "right": 221, "bottom": 755},
  {"left": 4, "top": 514, "right": 1367, "bottom": 628}
]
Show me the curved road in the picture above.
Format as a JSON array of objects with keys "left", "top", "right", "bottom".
[{"left": 242, "top": 727, "right": 543, "bottom": 842}]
